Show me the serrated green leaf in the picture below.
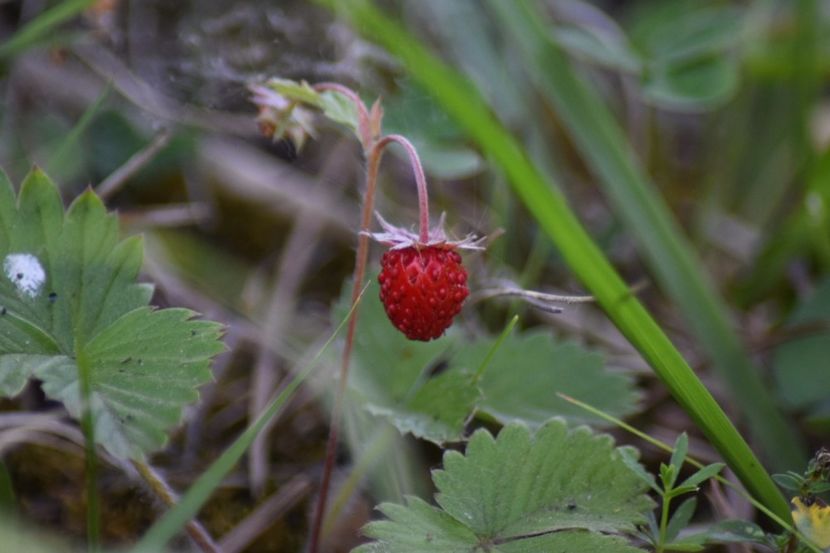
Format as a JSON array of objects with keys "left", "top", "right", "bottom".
[
  {"left": 0, "top": 354, "right": 72, "bottom": 397},
  {"left": 666, "top": 497, "right": 697, "bottom": 543},
  {"left": 452, "top": 331, "right": 640, "bottom": 429},
  {"left": 366, "top": 369, "right": 480, "bottom": 445},
  {"left": 38, "top": 308, "right": 223, "bottom": 459},
  {"left": 0, "top": 169, "right": 224, "bottom": 460},
  {"left": 356, "top": 496, "right": 643, "bottom": 553},
  {"left": 357, "top": 421, "right": 652, "bottom": 552}
]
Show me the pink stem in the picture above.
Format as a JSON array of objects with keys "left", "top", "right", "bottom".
[{"left": 374, "top": 134, "right": 431, "bottom": 243}]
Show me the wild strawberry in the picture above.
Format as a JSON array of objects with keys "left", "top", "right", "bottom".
[
  {"left": 378, "top": 246, "right": 468, "bottom": 341},
  {"left": 368, "top": 213, "right": 483, "bottom": 341}
]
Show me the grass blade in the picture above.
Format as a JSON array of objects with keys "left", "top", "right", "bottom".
[
  {"left": 0, "top": 460, "right": 15, "bottom": 513},
  {"left": 131, "top": 283, "right": 369, "bottom": 553},
  {"left": 48, "top": 83, "right": 111, "bottom": 179},
  {"left": 0, "top": 0, "right": 95, "bottom": 60},
  {"left": 320, "top": 0, "right": 791, "bottom": 521},
  {"left": 487, "top": 0, "right": 803, "bottom": 471}
]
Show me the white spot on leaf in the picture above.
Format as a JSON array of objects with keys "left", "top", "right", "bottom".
[{"left": 3, "top": 253, "right": 46, "bottom": 298}]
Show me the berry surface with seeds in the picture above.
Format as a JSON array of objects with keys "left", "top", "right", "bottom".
[{"left": 378, "top": 246, "right": 469, "bottom": 341}]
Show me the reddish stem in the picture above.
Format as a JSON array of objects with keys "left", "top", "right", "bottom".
[
  {"left": 307, "top": 98, "right": 432, "bottom": 553},
  {"left": 307, "top": 138, "right": 384, "bottom": 553},
  {"left": 375, "top": 134, "right": 431, "bottom": 243}
]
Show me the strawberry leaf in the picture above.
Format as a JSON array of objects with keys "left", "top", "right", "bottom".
[
  {"left": 355, "top": 421, "right": 652, "bottom": 552},
  {"left": 451, "top": 331, "right": 641, "bottom": 428},
  {"left": 0, "top": 168, "right": 224, "bottom": 460},
  {"left": 365, "top": 370, "right": 480, "bottom": 444}
]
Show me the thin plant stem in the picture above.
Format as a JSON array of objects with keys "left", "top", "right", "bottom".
[
  {"left": 307, "top": 94, "right": 433, "bottom": 553},
  {"left": 131, "top": 460, "right": 220, "bottom": 553},
  {"left": 97, "top": 128, "right": 171, "bottom": 200},
  {"left": 307, "top": 138, "right": 382, "bottom": 553},
  {"left": 76, "top": 343, "right": 100, "bottom": 552},
  {"left": 472, "top": 315, "right": 519, "bottom": 384},
  {"left": 657, "top": 495, "right": 670, "bottom": 553},
  {"left": 377, "top": 134, "right": 431, "bottom": 242}
]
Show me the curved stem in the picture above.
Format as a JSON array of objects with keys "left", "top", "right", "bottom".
[{"left": 373, "top": 134, "right": 431, "bottom": 242}]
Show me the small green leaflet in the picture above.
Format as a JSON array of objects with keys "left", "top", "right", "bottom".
[
  {"left": 339, "top": 280, "right": 640, "bottom": 444},
  {"left": 266, "top": 77, "right": 360, "bottom": 132},
  {"left": 354, "top": 421, "right": 653, "bottom": 552},
  {"left": 0, "top": 168, "right": 224, "bottom": 460}
]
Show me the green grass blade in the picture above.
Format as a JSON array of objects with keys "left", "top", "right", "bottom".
[
  {"left": 0, "top": 0, "right": 95, "bottom": 60},
  {"left": 48, "top": 83, "right": 111, "bottom": 179},
  {"left": 320, "top": 0, "right": 791, "bottom": 521},
  {"left": 486, "top": 0, "right": 803, "bottom": 471},
  {"left": 0, "top": 460, "right": 15, "bottom": 514},
  {"left": 131, "top": 283, "right": 368, "bottom": 553}
]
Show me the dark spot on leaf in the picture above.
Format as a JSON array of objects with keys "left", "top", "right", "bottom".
[
  {"left": 190, "top": 330, "right": 196, "bottom": 337},
  {"left": 566, "top": 502, "right": 577, "bottom": 511},
  {"left": 0, "top": 307, "right": 6, "bottom": 315},
  {"left": 48, "top": 292, "right": 57, "bottom": 303},
  {"left": 121, "top": 357, "right": 132, "bottom": 364},
  {"left": 15, "top": 273, "right": 23, "bottom": 280}
]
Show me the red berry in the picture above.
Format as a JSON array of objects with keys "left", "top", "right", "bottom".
[{"left": 378, "top": 246, "right": 469, "bottom": 341}]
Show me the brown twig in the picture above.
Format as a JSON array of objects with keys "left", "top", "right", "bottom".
[
  {"left": 131, "top": 459, "right": 222, "bottom": 553},
  {"left": 96, "top": 129, "right": 172, "bottom": 200}
]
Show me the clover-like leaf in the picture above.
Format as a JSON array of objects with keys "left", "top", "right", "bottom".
[
  {"left": 355, "top": 421, "right": 653, "bottom": 552},
  {"left": 0, "top": 168, "right": 224, "bottom": 460}
]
